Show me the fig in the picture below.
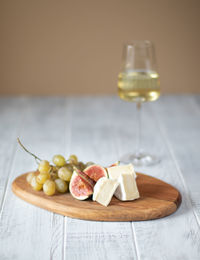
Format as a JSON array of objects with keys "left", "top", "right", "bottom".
[
  {"left": 84, "top": 164, "right": 107, "bottom": 182},
  {"left": 109, "top": 161, "right": 120, "bottom": 167},
  {"left": 74, "top": 167, "right": 95, "bottom": 188},
  {"left": 69, "top": 170, "right": 94, "bottom": 200}
]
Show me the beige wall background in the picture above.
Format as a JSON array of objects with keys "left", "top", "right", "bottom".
[{"left": 0, "top": 0, "right": 200, "bottom": 95}]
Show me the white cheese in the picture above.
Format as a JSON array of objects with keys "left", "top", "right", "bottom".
[
  {"left": 93, "top": 177, "right": 119, "bottom": 207},
  {"left": 114, "top": 172, "right": 140, "bottom": 201},
  {"left": 107, "top": 163, "right": 139, "bottom": 201},
  {"left": 107, "top": 163, "right": 137, "bottom": 180}
]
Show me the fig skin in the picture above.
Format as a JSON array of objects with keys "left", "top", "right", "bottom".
[{"left": 109, "top": 161, "right": 120, "bottom": 167}]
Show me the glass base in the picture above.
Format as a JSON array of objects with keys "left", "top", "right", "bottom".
[{"left": 120, "top": 152, "right": 160, "bottom": 167}]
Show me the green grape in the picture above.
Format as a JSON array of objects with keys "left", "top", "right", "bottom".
[
  {"left": 38, "top": 160, "right": 51, "bottom": 174},
  {"left": 77, "top": 161, "right": 86, "bottom": 171},
  {"left": 55, "top": 179, "right": 68, "bottom": 193},
  {"left": 52, "top": 155, "right": 66, "bottom": 167},
  {"left": 26, "top": 172, "right": 35, "bottom": 184},
  {"left": 52, "top": 166, "right": 60, "bottom": 172},
  {"left": 36, "top": 172, "right": 50, "bottom": 184},
  {"left": 43, "top": 180, "right": 56, "bottom": 196},
  {"left": 31, "top": 176, "right": 43, "bottom": 191},
  {"left": 65, "top": 163, "right": 73, "bottom": 172},
  {"left": 58, "top": 167, "right": 72, "bottom": 181},
  {"left": 50, "top": 171, "right": 59, "bottom": 181},
  {"left": 68, "top": 154, "right": 78, "bottom": 165}
]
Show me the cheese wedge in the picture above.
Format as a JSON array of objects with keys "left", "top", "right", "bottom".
[
  {"left": 107, "top": 163, "right": 137, "bottom": 180},
  {"left": 114, "top": 172, "right": 140, "bottom": 201},
  {"left": 107, "top": 163, "right": 139, "bottom": 201},
  {"left": 93, "top": 177, "right": 119, "bottom": 207}
]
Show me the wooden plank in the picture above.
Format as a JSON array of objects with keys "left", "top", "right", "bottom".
[
  {"left": 152, "top": 95, "right": 200, "bottom": 223},
  {"left": 111, "top": 96, "right": 200, "bottom": 259},
  {"left": 63, "top": 97, "right": 138, "bottom": 260},
  {"left": 65, "top": 218, "right": 137, "bottom": 260},
  {"left": 0, "top": 97, "right": 66, "bottom": 260},
  {"left": 0, "top": 98, "right": 24, "bottom": 209}
]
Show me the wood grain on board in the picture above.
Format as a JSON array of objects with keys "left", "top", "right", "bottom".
[{"left": 12, "top": 172, "right": 181, "bottom": 221}]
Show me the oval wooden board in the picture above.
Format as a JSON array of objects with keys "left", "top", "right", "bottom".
[{"left": 12, "top": 172, "right": 181, "bottom": 222}]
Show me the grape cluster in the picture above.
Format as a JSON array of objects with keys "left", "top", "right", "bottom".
[{"left": 26, "top": 154, "right": 93, "bottom": 196}]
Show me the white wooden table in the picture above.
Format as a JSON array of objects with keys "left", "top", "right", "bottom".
[{"left": 0, "top": 95, "right": 200, "bottom": 260}]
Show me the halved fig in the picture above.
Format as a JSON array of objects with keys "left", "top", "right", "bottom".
[
  {"left": 84, "top": 164, "right": 107, "bottom": 182},
  {"left": 69, "top": 171, "right": 93, "bottom": 200},
  {"left": 74, "top": 167, "right": 95, "bottom": 188}
]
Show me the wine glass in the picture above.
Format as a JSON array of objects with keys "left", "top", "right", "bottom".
[{"left": 117, "top": 40, "right": 160, "bottom": 166}]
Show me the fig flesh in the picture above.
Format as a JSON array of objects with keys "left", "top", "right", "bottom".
[
  {"left": 74, "top": 167, "right": 95, "bottom": 188},
  {"left": 69, "top": 170, "right": 93, "bottom": 200},
  {"left": 84, "top": 164, "right": 107, "bottom": 182}
]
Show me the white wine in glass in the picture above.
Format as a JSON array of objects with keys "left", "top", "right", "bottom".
[{"left": 118, "top": 41, "right": 160, "bottom": 166}]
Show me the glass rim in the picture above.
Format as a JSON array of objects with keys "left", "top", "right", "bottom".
[{"left": 124, "top": 40, "right": 154, "bottom": 47}]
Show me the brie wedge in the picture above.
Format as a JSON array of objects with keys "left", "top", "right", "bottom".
[
  {"left": 114, "top": 172, "right": 140, "bottom": 201},
  {"left": 107, "top": 163, "right": 137, "bottom": 180},
  {"left": 93, "top": 177, "right": 119, "bottom": 206}
]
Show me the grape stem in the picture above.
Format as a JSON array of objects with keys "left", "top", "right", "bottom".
[{"left": 17, "top": 138, "right": 42, "bottom": 164}]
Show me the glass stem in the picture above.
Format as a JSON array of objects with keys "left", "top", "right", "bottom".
[{"left": 136, "top": 102, "right": 142, "bottom": 156}]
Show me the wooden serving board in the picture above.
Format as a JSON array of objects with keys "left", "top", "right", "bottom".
[{"left": 12, "top": 172, "right": 181, "bottom": 221}]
